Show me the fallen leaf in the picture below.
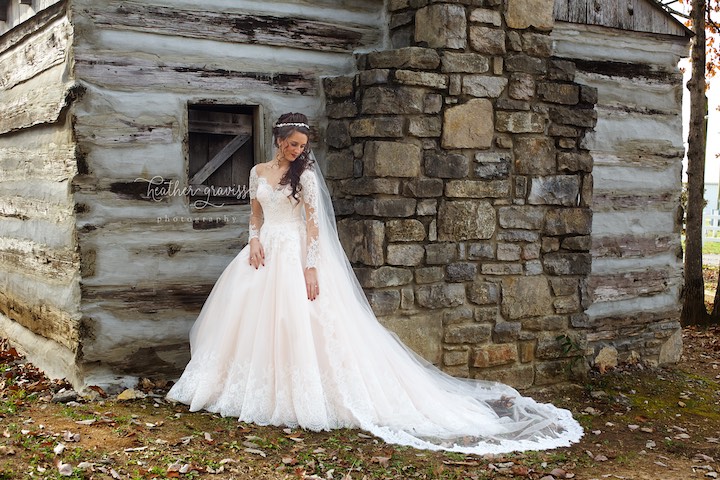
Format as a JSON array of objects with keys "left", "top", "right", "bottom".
[
  {"left": 117, "top": 389, "right": 145, "bottom": 401},
  {"left": 57, "top": 462, "right": 73, "bottom": 476},
  {"left": 443, "top": 460, "right": 479, "bottom": 466},
  {"left": 62, "top": 431, "right": 80, "bottom": 442},
  {"left": 512, "top": 466, "right": 530, "bottom": 475},
  {"left": 244, "top": 448, "right": 267, "bottom": 457},
  {"left": 87, "top": 385, "right": 107, "bottom": 398},
  {"left": 0, "top": 446, "right": 15, "bottom": 455},
  {"left": 124, "top": 446, "right": 148, "bottom": 452},
  {"left": 371, "top": 456, "right": 391, "bottom": 467}
]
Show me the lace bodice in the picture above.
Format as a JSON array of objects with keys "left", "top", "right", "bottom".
[{"left": 248, "top": 166, "right": 320, "bottom": 268}]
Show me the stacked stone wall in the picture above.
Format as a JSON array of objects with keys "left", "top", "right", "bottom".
[{"left": 323, "top": 0, "right": 598, "bottom": 388}]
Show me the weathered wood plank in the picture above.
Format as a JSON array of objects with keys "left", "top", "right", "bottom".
[
  {"left": 0, "top": 145, "right": 76, "bottom": 182},
  {"left": 591, "top": 190, "right": 678, "bottom": 212},
  {"left": 588, "top": 269, "right": 670, "bottom": 303},
  {"left": 0, "top": 196, "right": 74, "bottom": 225},
  {"left": 552, "top": 23, "right": 689, "bottom": 68},
  {"left": 586, "top": 0, "right": 618, "bottom": 28},
  {"left": 188, "top": 120, "right": 252, "bottom": 135},
  {"left": 591, "top": 233, "right": 680, "bottom": 259},
  {"left": 575, "top": 71, "right": 682, "bottom": 113},
  {"left": 0, "top": 81, "right": 82, "bottom": 134},
  {"left": 0, "top": 290, "right": 79, "bottom": 351},
  {"left": 615, "top": 0, "right": 633, "bottom": 30},
  {"left": 0, "top": 0, "right": 65, "bottom": 50},
  {"left": 584, "top": 113, "right": 683, "bottom": 154},
  {"left": 80, "top": 284, "right": 213, "bottom": 313},
  {"left": 0, "top": 237, "right": 78, "bottom": 281},
  {"left": 190, "top": 134, "right": 251, "bottom": 185},
  {"left": 592, "top": 210, "right": 676, "bottom": 235},
  {"left": 84, "top": 1, "right": 380, "bottom": 54},
  {"left": 582, "top": 307, "right": 680, "bottom": 331},
  {"left": 558, "top": 0, "right": 689, "bottom": 36},
  {"left": 567, "top": 0, "right": 588, "bottom": 23},
  {"left": 573, "top": 58, "right": 679, "bottom": 80},
  {"left": 553, "top": 0, "right": 570, "bottom": 21},
  {"left": 75, "top": 56, "right": 317, "bottom": 95},
  {"left": 73, "top": 113, "right": 177, "bottom": 146}
]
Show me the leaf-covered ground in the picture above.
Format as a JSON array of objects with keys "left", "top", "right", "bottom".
[{"left": 0, "top": 326, "right": 718, "bottom": 480}]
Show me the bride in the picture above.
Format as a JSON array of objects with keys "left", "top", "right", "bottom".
[{"left": 166, "top": 112, "right": 583, "bottom": 454}]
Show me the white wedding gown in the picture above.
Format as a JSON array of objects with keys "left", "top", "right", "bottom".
[{"left": 166, "top": 164, "right": 583, "bottom": 454}]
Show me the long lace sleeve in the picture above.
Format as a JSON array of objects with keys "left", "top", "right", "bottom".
[
  {"left": 301, "top": 169, "right": 320, "bottom": 269},
  {"left": 248, "top": 166, "right": 262, "bottom": 241}
]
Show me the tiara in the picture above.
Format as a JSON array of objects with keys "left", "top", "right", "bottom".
[{"left": 275, "top": 122, "right": 309, "bottom": 129}]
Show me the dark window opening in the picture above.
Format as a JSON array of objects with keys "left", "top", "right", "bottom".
[{"left": 188, "top": 104, "right": 260, "bottom": 206}]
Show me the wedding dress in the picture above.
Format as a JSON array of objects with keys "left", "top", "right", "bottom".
[{"left": 166, "top": 161, "right": 583, "bottom": 454}]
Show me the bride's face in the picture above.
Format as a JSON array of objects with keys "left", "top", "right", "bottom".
[{"left": 279, "top": 131, "right": 308, "bottom": 162}]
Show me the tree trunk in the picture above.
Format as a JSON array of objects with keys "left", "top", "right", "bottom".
[{"left": 683, "top": 0, "right": 711, "bottom": 326}]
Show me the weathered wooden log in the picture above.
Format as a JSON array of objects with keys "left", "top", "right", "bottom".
[
  {"left": 73, "top": 113, "right": 177, "bottom": 146},
  {"left": 587, "top": 269, "right": 670, "bottom": 303},
  {"left": 0, "top": 239, "right": 78, "bottom": 281},
  {"left": 75, "top": 56, "right": 317, "bottom": 95},
  {"left": 580, "top": 307, "right": 681, "bottom": 331},
  {"left": 80, "top": 283, "right": 214, "bottom": 313},
  {"left": 591, "top": 190, "right": 677, "bottom": 212},
  {"left": 0, "top": 290, "right": 79, "bottom": 351},
  {"left": 0, "top": 17, "right": 70, "bottom": 90},
  {"left": 591, "top": 233, "right": 679, "bottom": 259},
  {"left": 84, "top": 1, "right": 380, "bottom": 54},
  {"left": 0, "top": 1, "right": 65, "bottom": 53},
  {"left": 0, "top": 82, "right": 83, "bottom": 135}
]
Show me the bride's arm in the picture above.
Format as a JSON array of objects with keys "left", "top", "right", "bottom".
[
  {"left": 248, "top": 166, "right": 265, "bottom": 268},
  {"left": 301, "top": 169, "right": 320, "bottom": 300}
]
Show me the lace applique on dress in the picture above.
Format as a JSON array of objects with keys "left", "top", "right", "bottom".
[
  {"left": 248, "top": 166, "right": 261, "bottom": 241},
  {"left": 301, "top": 169, "right": 320, "bottom": 269}
]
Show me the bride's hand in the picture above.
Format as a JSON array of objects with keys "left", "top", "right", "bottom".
[
  {"left": 249, "top": 238, "right": 265, "bottom": 269},
  {"left": 305, "top": 268, "right": 319, "bottom": 301}
]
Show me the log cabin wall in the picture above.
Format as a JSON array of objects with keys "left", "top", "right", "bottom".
[
  {"left": 551, "top": 19, "right": 689, "bottom": 365},
  {"left": 70, "top": 0, "right": 384, "bottom": 386},
  {"left": 0, "top": 0, "right": 384, "bottom": 388},
  {"left": 0, "top": 1, "right": 86, "bottom": 383}
]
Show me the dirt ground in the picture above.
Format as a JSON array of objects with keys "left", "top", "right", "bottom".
[{"left": 0, "top": 326, "right": 718, "bottom": 480}]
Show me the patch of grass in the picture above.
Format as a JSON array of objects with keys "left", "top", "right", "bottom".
[{"left": 704, "top": 241, "right": 720, "bottom": 255}]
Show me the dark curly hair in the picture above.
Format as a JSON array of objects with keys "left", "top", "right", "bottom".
[{"left": 272, "top": 112, "right": 314, "bottom": 202}]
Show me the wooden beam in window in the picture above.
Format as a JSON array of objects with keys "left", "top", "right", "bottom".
[
  {"left": 189, "top": 134, "right": 251, "bottom": 186},
  {"left": 188, "top": 120, "right": 252, "bottom": 136}
]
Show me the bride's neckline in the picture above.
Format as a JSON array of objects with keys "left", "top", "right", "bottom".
[
  {"left": 255, "top": 163, "right": 289, "bottom": 191},
  {"left": 257, "top": 175, "right": 289, "bottom": 191}
]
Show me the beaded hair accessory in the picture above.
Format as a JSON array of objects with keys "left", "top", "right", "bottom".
[{"left": 275, "top": 122, "right": 310, "bottom": 129}]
